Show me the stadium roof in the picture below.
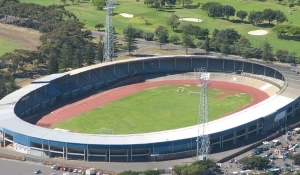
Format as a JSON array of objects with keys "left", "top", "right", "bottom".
[
  {"left": 32, "top": 73, "right": 69, "bottom": 83},
  {"left": 0, "top": 83, "right": 48, "bottom": 105}
]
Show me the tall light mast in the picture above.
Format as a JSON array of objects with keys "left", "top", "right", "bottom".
[{"left": 194, "top": 68, "right": 210, "bottom": 160}]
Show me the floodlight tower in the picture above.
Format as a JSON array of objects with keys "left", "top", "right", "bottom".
[
  {"left": 194, "top": 67, "right": 210, "bottom": 160},
  {"left": 103, "top": 0, "right": 116, "bottom": 62}
]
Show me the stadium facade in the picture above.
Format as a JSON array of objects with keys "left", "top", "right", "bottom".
[{"left": 0, "top": 55, "right": 300, "bottom": 162}]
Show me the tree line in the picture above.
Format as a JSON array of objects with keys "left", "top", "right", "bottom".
[
  {"left": 0, "top": 0, "right": 105, "bottom": 75},
  {"left": 201, "top": 2, "right": 287, "bottom": 26},
  {"left": 272, "top": 24, "right": 300, "bottom": 41}
]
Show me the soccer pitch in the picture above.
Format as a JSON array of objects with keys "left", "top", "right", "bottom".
[{"left": 50, "top": 85, "right": 252, "bottom": 134}]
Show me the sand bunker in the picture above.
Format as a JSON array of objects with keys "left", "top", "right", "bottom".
[
  {"left": 248, "top": 30, "right": 268, "bottom": 36},
  {"left": 119, "top": 13, "right": 133, "bottom": 18},
  {"left": 179, "top": 18, "right": 203, "bottom": 22}
]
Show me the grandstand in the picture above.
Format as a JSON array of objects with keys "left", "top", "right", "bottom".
[{"left": 0, "top": 55, "right": 300, "bottom": 162}]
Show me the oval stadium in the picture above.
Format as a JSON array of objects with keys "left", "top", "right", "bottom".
[{"left": 0, "top": 55, "right": 300, "bottom": 162}]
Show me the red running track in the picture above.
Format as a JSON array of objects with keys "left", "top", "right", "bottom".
[{"left": 37, "top": 80, "right": 269, "bottom": 128}]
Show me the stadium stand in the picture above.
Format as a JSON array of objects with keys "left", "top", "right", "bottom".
[{"left": 0, "top": 56, "right": 300, "bottom": 162}]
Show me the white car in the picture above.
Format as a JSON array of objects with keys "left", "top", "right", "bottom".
[
  {"left": 51, "top": 165, "right": 57, "bottom": 169},
  {"left": 78, "top": 169, "right": 83, "bottom": 173},
  {"left": 73, "top": 169, "right": 78, "bottom": 173}
]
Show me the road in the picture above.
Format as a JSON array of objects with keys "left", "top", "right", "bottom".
[
  {"left": 0, "top": 158, "right": 55, "bottom": 175},
  {"left": 91, "top": 31, "right": 205, "bottom": 56}
]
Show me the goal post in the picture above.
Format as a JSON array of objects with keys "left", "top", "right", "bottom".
[{"left": 99, "top": 128, "right": 113, "bottom": 135}]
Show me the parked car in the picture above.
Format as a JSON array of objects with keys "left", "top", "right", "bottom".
[
  {"left": 63, "top": 167, "right": 69, "bottom": 171},
  {"left": 239, "top": 164, "right": 248, "bottom": 170},
  {"left": 51, "top": 165, "right": 57, "bottom": 169},
  {"left": 229, "top": 158, "right": 236, "bottom": 163},
  {"left": 54, "top": 166, "right": 61, "bottom": 170},
  {"left": 60, "top": 167, "right": 64, "bottom": 171},
  {"left": 263, "top": 151, "right": 272, "bottom": 158},
  {"left": 290, "top": 63, "right": 297, "bottom": 67},
  {"left": 34, "top": 170, "right": 41, "bottom": 174},
  {"left": 68, "top": 168, "right": 73, "bottom": 172},
  {"left": 73, "top": 169, "right": 79, "bottom": 173}
]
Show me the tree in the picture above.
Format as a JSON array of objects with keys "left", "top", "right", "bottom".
[
  {"left": 289, "top": 3, "right": 294, "bottom": 10},
  {"left": 97, "top": 41, "right": 104, "bottom": 63},
  {"left": 202, "top": 37, "right": 210, "bottom": 54},
  {"left": 95, "top": 23, "right": 104, "bottom": 31},
  {"left": 47, "top": 51, "right": 59, "bottom": 74},
  {"left": 288, "top": 25, "right": 300, "bottom": 38},
  {"left": 272, "top": 24, "right": 290, "bottom": 36},
  {"left": 143, "top": 169, "right": 160, "bottom": 175},
  {"left": 208, "top": 5, "right": 223, "bottom": 18},
  {"left": 155, "top": 26, "right": 169, "bottom": 49},
  {"left": 92, "top": 0, "right": 106, "bottom": 10},
  {"left": 178, "top": 0, "right": 192, "bottom": 8},
  {"left": 169, "top": 35, "right": 180, "bottom": 44},
  {"left": 233, "top": 36, "right": 251, "bottom": 55},
  {"left": 123, "top": 24, "right": 138, "bottom": 55},
  {"left": 262, "top": 39, "right": 274, "bottom": 62},
  {"left": 222, "top": 5, "right": 235, "bottom": 20},
  {"left": 60, "top": 43, "right": 73, "bottom": 71},
  {"left": 181, "top": 33, "right": 194, "bottom": 54},
  {"left": 287, "top": 52, "right": 297, "bottom": 63},
  {"left": 166, "top": 14, "right": 180, "bottom": 31},
  {"left": 239, "top": 156, "right": 270, "bottom": 169},
  {"left": 60, "top": 0, "right": 68, "bottom": 5},
  {"left": 248, "top": 11, "right": 264, "bottom": 26},
  {"left": 263, "top": 9, "right": 276, "bottom": 26},
  {"left": 217, "top": 28, "right": 240, "bottom": 45},
  {"left": 140, "top": 16, "right": 149, "bottom": 25},
  {"left": 276, "top": 49, "right": 289, "bottom": 62},
  {"left": 165, "top": 0, "right": 176, "bottom": 9},
  {"left": 237, "top": 36, "right": 251, "bottom": 47},
  {"left": 220, "top": 43, "right": 230, "bottom": 56},
  {"left": 85, "top": 42, "right": 95, "bottom": 65},
  {"left": 143, "top": 32, "right": 154, "bottom": 41},
  {"left": 236, "top": 10, "right": 248, "bottom": 22},
  {"left": 274, "top": 10, "right": 287, "bottom": 24},
  {"left": 198, "top": 28, "right": 209, "bottom": 39},
  {"left": 290, "top": 154, "right": 300, "bottom": 165},
  {"left": 69, "top": 0, "right": 75, "bottom": 5},
  {"left": 118, "top": 170, "right": 139, "bottom": 175},
  {"left": 72, "top": 48, "right": 83, "bottom": 68},
  {"left": 201, "top": 2, "right": 221, "bottom": 15}
]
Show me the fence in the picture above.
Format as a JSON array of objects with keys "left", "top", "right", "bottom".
[{"left": 24, "top": 156, "right": 43, "bottom": 163}]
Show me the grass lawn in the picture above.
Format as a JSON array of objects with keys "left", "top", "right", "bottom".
[
  {"left": 21, "top": 0, "right": 300, "bottom": 57},
  {"left": 0, "top": 38, "right": 22, "bottom": 56},
  {"left": 50, "top": 85, "right": 252, "bottom": 134}
]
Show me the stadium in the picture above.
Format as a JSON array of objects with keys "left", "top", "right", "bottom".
[{"left": 0, "top": 55, "right": 300, "bottom": 162}]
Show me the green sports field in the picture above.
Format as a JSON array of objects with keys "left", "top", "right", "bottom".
[
  {"left": 50, "top": 85, "right": 252, "bottom": 134},
  {"left": 21, "top": 0, "right": 300, "bottom": 56}
]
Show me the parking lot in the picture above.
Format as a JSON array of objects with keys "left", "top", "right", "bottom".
[{"left": 219, "top": 127, "right": 300, "bottom": 174}]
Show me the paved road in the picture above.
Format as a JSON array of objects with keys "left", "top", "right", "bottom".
[{"left": 0, "top": 158, "right": 55, "bottom": 175}]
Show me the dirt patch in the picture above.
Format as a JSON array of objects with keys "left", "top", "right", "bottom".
[
  {"left": 0, "top": 23, "right": 41, "bottom": 51},
  {"left": 36, "top": 80, "right": 269, "bottom": 128}
]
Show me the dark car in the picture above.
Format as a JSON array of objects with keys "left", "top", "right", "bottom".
[
  {"left": 68, "top": 168, "right": 73, "bottom": 172},
  {"left": 34, "top": 170, "right": 41, "bottom": 174},
  {"left": 239, "top": 164, "right": 248, "bottom": 170},
  {"left": 63, "top": 167, "right": 68, "bottom": 171}
]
